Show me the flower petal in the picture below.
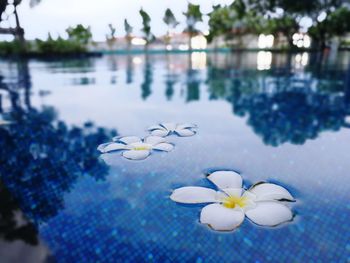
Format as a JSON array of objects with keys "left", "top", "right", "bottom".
[
  {"left": 113, "top": 136, "right": 141, "bottom": 144},
  {"left": 152, "top": 142, "right": 174, "bottom": 152},
  {"left": 148, "top": 125, "right": 165, "bottom": 131},
  {"left": 176, "top": 123, "right": 197, "bottom": 130},
  {"left": 122, "top": 150, "right": 150, "bottom": 160},
  {"left": 207, "top": 171, "right": 242, "bottom": 190},
  {"left": 200, "top": 204, "right": 245, "bottom": 231},
  {"left": 221, "top": 188, "right": 243, "bottom": 197},
  {"left": 248, "top": 183, "right": 294, "bottom": 201},
  {"left": 161, "top": 122, "right": 176, "bottom": 131},
  {"left": 97, "top": 142, "right": 127, "bottom": 153},
  {"left": 150, "top": 129, "right": 169, "bottom": 137},
  {"left": 174, "top": 128, "right": 196, "bottom": 137},
  {"left": 245, "top": 201, "right": 293, "bottom": 227},
  {"left": 144, "top": 136, "right": 166, "bottom": 145},
  {"left": 170, "top": 186, "right": 218, "bottom": 204}
]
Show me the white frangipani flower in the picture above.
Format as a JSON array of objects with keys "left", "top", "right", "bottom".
[
  {"left": 148, "top": 122, "right": 196, "bottom": 137},
  {"left": 97, "top": 136, "right": 174, "bottom": 160},
  {"left": 170, "top": 171, "right": 295, "bottom": 231}
]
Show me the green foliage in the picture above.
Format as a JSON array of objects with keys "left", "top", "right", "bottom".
[
  {"left": 261, "top": 15, "right": 299, "bottom": 46},
  {"left": 106, "top": 24, "right": 116, "bottom": 45},
  {"left": 207, "top": 2, "right": 261, "bottom": 45},
  {"left": 124, "top": 19, "right": 133, "bottom": 48},
  {"left": 207, "top": 5, "right": 234, "bottom": 43},
  {"left": 35, "top": 34, "right": 86, "bottom": 54},
  {"left": 0, "top": 40, "right": 28, "bottom": 55},
  {"left": 163, "top": 8, "right": 178, "bottom": 28},
  {"left": 308, "top": 7, "right": 350, "bottom": 48},
  {"left": 107, "top": 24, "right": 116, "bottom": 39},
  {"left": 66, "top": 24, "right": 92, "bottom": 46},
  {"left": 183, "top": 3, "right": 203, "bottom": 35},
  {"left": 206, "top": 0, "right": 350, "bottom": 50},
  {"left": 34, "top": 25, "right": 92, "bottom": 55},
  {"left": 163, "top": 8, "right": 178, "bottom": 45},
  {"left": 139, "top": 8, "right": 155, "bottom": 45},
  {"left": 327, "top": 7, "right": 350, "bottom": 37},
  {"left": 124, "top": 19, "right": 133, "bottom": 35}
]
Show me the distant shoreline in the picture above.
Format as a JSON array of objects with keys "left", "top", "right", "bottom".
[{"left": 0, "top": 47, "right": 349, "bottom": 59}]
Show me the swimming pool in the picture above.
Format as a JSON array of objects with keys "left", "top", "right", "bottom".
[{"left": 0, "top": 51, "right": 349, "bottom": 262}]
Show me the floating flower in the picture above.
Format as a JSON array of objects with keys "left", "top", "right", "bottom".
[
  {"left": 97, "top": 136, "right": 174, "bottom": 160},
  {"left": 170, "top": 171, "right": 295, "bottom": 231},
  {"left": 148, "top": 122, "right": 196, "bottom": 137}
]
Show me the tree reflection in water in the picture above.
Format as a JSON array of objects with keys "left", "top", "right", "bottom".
[
  {"left": 0, "top": 66, "right": 117, "bottom": 225},
  {"left": 141, "top": 54, "right": 153, "bottom": 100},
  {"left": 206, "top": 53, "right": 350, "bottom": 146}
]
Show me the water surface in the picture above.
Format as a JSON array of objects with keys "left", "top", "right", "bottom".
[{"left": 0, "top": 51, "right": 349, "bottom": 262}]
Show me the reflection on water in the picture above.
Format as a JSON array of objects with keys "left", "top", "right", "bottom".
[
  {"left": 257, "top": 51, "right": 272, "bottom": 70},
  {"left": 0, "top": 72, "right": 117, "bottom": 224},
  {"left": 141, "top": 55, "right": 153, "bottom": 100},
  {"left": 0, "top": 51, "right": 349, "bottom": 262},
  {"left": 0, "top": 182, "right": 54, "bottom": 263}
]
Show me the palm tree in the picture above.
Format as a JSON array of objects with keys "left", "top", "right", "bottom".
[
  {"left": 183, "top": 3, "right": 202, "bottom": 52},
  {"left": 139, "top": 8, "right": 155, "bottom": 51},
  {"left": 106, "top": 24, "right": 116, "bottom": 50},
  {"left": 124, "top": 19, "right": 133, "bottom": 51},
  {"left": 163, "top": 8, "right": 178, "bottom": 48}
]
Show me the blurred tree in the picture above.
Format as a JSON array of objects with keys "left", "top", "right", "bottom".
[
  {"left": 183, "top": 3, "right": 203, "bottom": 51},
  {"left": 139, "top": 8, "right": 155, "bottom": 51},
  {"left": 262, "top": 16, "right": 299, "bottom": 48},
  {"left": 124, "top": 19, "right": 133, "bottom": 51},
  {"left": 308, "top": 6, "right": 350, "bottom": 50},
  {"left": 0, "top": 0, "right": 25, "bottom": 45},
  {"left": 163, "top": 8, "right": 178, "bottom": 48},
  {"left": 207, "top": 5, "right": 233, "bottom": 47},
  {"left": 29, "top": 0, "right": 42, "bottom": 7},
  {"left": 106, "top": 23, "right": 116, "bottom": 50},
  {"left": 66, "top": 24, "right": 92, "bottom": 46},
  {"left": 0, "top": 0, "right": 8, "bottom": 22}
]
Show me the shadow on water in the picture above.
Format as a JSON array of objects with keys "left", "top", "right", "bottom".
[
  {"left": 0, "top": 60, "right": 117, "bottom": 225},
  {"left": 0, "top": 181, "right": 56, "bottom": 263}
]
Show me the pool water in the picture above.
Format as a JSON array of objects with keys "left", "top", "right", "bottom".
[{"left": 0, "top": 52, "right": 349, "bottom": 262}]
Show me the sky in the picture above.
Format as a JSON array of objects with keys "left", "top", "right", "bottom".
[{"left": 2, "top": 0, "right": 234, "bottom": 41}]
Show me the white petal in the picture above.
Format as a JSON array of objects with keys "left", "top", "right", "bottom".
[
  {"left": 222, "top": 188, "right": 243, "bottom": 197},
  {"left": 122, "top": 150, "right": 150, "bottom": 160},
  {"left": 114, "top": 136, "right": 141, "bottom": 144},
  {"left": 97, "top": 142, "right": 127, "bottom": 153},
  {"left": 148, "top": 125, "right": 165, "bottom": 131},
  {"left": 152, "top": 143, "right": 174, "bottom": 152},
  {"left": 161, "top": 122, "right": 177, "bottom": 131},
  {"left": 245, "top": 201, "right": 293, "bottom": 227},
  {"left": 248, "top": 183, "right": 294, "bottom": 201},
  {"left": 150, "top": 129, "right": 169, "bottom": 137},
  {"left": 170, "top": 186, "right": 218, "bottom": 204},
  {"left": 207, "top": 171, "right": 242, "bottom": 190},
  {"left": 176, "top": 123, "right": 197, "bottom": 130},
  {"left": 144, "top": 136, "right": 166, "bottom": 145},
  {"left": 174, "top": 128, "right": 196, "bottom": 137},
  {"left": 200, "top": 204, "right": 245, "bottom": 231}
]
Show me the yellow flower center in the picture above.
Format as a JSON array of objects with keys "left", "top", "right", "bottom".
[
  {"left": 133, "top": 146, "right": 150, "bottom": 151},
  {"left": 223, "top": 195, "right": 248, "bottom": 209}
]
